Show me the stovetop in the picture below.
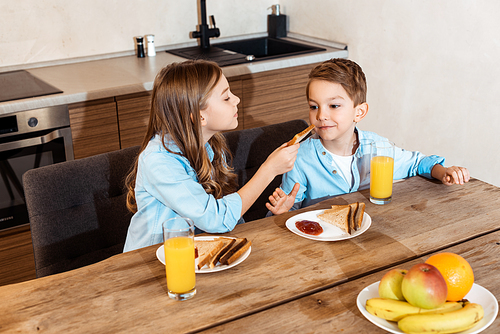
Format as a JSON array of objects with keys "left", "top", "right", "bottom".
[{"left": 0, "top": 70, "right": 63, "bottom": 103}]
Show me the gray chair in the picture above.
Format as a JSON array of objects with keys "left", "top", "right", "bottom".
[
  {"left": 24, "top": 119, "right": 309, "bottom": 277},
  {"left": 223, "top": 119, "right": 309, "bottom": 221},
  {"left": 23, "top": 145, "right": 140, "bottom": 277}
]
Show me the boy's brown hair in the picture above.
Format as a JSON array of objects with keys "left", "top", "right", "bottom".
[{"left": 306, "top": 58, "right": 367, "bottom": 107}]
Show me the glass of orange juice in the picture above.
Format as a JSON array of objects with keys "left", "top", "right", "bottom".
[
  {"left": 162, "top": 217, "right": 196, "bottom": 301},
  {"left": 370, "top": 141, "right": 395, "bottom": 205}
]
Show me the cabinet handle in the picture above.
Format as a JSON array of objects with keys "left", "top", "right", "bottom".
[{"left": 0, "top": 128, "right": 74, "bottom": 160}]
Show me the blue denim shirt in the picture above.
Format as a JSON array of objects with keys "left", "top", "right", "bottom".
[
  {"left": 123, "top": 135, "right": 242, "bottom": 252},
  {"left": 281, "top": 129, "right": 445, "bottom": 209}
]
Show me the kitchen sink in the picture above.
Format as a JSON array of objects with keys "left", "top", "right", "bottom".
[{"left": 167, "top": 37, "right": 326, "bottom": 67}]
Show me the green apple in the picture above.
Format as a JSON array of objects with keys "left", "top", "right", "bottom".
[
  {"left": 378, "top": 268, "right": 408, "bottom": 301},
  {"left": 402, "top": 263, "right": 448, "bottom": 309}
]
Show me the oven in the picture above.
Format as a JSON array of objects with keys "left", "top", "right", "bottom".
[{"left": 0, "top": 105, "right": 74, "bottom": 231}]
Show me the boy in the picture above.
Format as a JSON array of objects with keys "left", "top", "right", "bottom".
[{"left": 267, "top": 58, "right": 470, "bottom": 214}]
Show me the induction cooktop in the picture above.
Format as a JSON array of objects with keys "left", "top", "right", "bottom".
[{"left": 0, "top": 70, "right": 63, "bottom": 103}]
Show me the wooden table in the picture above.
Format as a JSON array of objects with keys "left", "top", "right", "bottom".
[{"left": 1, "top": 177, "right": 499, "bottom": 333}]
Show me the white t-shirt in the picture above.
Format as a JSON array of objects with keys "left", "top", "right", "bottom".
[{"left": 326, "top": 150, "right": 354, "bottom": 190}]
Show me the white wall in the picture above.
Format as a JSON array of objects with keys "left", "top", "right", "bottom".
[
  {"left": 0, "top": 0, "right": 275, "bottom": 67},
  {"left": 284, "top": 0, "right": 500, "bottom": 187},
  {"left": 1, "top": 0, "right": 498, "bottom": 186}
]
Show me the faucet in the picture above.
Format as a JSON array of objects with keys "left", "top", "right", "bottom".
[{"left": 191, "top": 0, "right": 220, "bottom": 49}]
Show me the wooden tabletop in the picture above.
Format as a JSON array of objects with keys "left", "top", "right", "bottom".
[
  {"left": 1, "top": 176, "right": 499, "bottom": 333},
  {"left": 202, "top": 229, "right": 500, "bottom": 333}
]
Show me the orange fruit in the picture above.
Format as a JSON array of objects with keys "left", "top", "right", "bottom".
[{"left": 425, "top": 252, "right": 474, "bottom": 301}]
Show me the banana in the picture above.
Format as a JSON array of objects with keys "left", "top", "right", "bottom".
[
  {"left": 398, "top": 302, "right": 484, "bottom": 334},
  {"left": 365, "top": 298, "right": 464, "bottom": 322}
]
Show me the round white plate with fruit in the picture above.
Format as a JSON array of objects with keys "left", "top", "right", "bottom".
[{"left": 357, "top": 281, "right": 498, "bottom": 334}]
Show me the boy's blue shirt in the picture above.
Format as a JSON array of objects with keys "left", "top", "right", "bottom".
[
  {"left": 281, "top": 128, "right": 445, "bottom": 209},
  {"left": 123, "top": 134, "right": 242, "bottom": 252}
]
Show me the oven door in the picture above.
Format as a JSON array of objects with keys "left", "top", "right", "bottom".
[{"left": 0, "top": 127, "right": 74, "bottom": 231}]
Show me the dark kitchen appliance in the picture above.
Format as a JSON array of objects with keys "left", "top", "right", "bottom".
[
  {"left": 0, "top": 105, "right": 74, "bottom": 231},
  {"left": 0, "top": 70, "right": 63, "bottom": 103}
]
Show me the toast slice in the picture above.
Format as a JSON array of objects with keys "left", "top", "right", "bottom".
[
  {"left": 318, "top": 205, "right": 352, "bottom": 235},
  {"left": 354, "top": 202, "right": 366, "bottom": 230},
  {"left": 287, "top": 124, "right": 315, "bottom": 146},
  {"left": 195, "top": 239, "right": 224, "bottom": 270},
  {"left": 348, "top": 202, "right": 359, "bottom": 232},
  {"left": 226, "top": 239, "right": 251, "bottom": 265},
  {"left": 208, "top": 237, "right": 236, "bottom": 268},
  {"left": 219, "top": 238, "right": 248, "bottom": 265}
]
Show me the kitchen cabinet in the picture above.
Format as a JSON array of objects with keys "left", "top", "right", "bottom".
[
  {"left": 111, "top": 64, "right": 312, "bottom": 149},
  {"left": 229, "top": 62, "right": 316, "bottom": 129},
  {"left": 68, "top": 62, "right": 319, "bottom": 157},
  {"left": 68, "top": 98, "right": 120, "bottom": 159},
  {"left": 116, "top": 92, "right": 151, "bottom": 149},
  {"left": 228, "top": 77, "right": 244, "bottom": 132},
  {"left": 114, "top": 86, "right": 241, "bottom": 150}
]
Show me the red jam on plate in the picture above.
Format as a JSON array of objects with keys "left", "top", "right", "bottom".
[{"left": 295, "top": 220, "right": 323, "bottom": 235}]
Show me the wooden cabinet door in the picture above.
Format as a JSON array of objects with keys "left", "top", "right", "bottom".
[
  {"left": 228, "top": 77, "right": 244, "bottom": 131},
  {"left": 240, "top": 63, "right": 317, "bottom": 129},
  {"left": 68, "top": 98, "right": 120, "bottom": 159},
  {"left": 116, "top": 92, "right": 151, "bottom": 149},
  {"left": 115, "top": 85, "right": 242, "bottom": 144}
]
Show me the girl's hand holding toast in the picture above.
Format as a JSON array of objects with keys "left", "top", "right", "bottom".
[
  {"left": 237, "top": 142, "right": 299, "bottom": 217},
  {"left": 263, "top": 142, "right": 300, "bottom": 177}
]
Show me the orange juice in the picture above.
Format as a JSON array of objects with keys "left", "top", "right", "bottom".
[
  {"left": 370, "top": 156, "right": 394, "bottom": 199},
  {"left": 164, "top": 236, "right": 195, "bottom": 294}
]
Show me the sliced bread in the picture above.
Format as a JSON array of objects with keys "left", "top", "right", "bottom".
[
  {"left": 208, "top": 237, "right": 236, "bottom": 268},
  {"left": 318, "top": 205, "right": 352, "bottom": 235},
  {"left": 287, "top": 124, "right": 315, "bottom": 146},
  {"left": 195, "top": 239, "right": 224, "bottom": 270},
  {"left": 354, "top": 202, "right": 366, "bottom": 230},
  {"left": 226, "top": 239, "right": 251, "bottom": 265},
  {"left": 219, "top": 238, "right": 248, "bottom": 265},
  {"left": 348, "top": 202, "right": 359, "bottom": 232}
]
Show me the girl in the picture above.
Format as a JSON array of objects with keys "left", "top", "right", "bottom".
[{"left": 123, "top": 60, "right": 299, "bottom": 252}]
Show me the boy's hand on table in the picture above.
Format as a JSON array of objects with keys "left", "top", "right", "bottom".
[
  {"left": 266, "top": 183, "right": 300, "bottom": 215},
  {"left": 432, "top": 164, "right": 470, "bottom": 185},
  {"left": 442, "top": 166, "right": 470, "bottom": 185}
]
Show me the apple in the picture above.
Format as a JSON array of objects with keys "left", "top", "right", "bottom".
[
  {"left": 378, "top": 268, "right": 408, "bottom": 301},
  {"left": 402, "top": 263, "right": 448, "bottom": 309}
]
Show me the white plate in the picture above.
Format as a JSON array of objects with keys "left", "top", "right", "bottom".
[
  {"left": 156, "top": 236, "right": 251, "bottom": 273},
  {"left": 356, "top": 281, "right": 499, "bottom": 334},
  {"left": 285, "top": 209, "right": 371, "bottom": 241}
]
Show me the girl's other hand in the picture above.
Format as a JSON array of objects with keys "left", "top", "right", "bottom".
[
  {"left": 263, "top": 142, "right": 299, "bottom": 177},
  {"left": 266, "top": 183, "right": 300, "bottom": 215},
  {"left": 442, "top": 166, "right": 470, "bottom": 185}
]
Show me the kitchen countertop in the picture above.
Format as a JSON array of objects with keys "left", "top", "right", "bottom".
[{"left": 0, "top": 34, "right": 347, "bottom": 116}]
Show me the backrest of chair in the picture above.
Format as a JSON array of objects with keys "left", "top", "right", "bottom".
[
  {"left": 223, "top": 119, "right": 309, "bottom": 222},
  {"left": 23, "top": 145, "right": 140, "bottom": 277}
]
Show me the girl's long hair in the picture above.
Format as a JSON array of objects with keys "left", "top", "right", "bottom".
[{"left": 125, "top": 60, "right": 238, "bottom": 213}]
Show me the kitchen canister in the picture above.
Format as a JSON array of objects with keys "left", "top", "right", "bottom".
[
  {"left": 146, "top": 34, "right": 156, "bottom": 57},
  {"left": 135, "top": 36, "right": 145, "bottom": 58}
]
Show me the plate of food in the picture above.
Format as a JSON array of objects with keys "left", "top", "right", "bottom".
[
  {"left": 156, "top": 236, "right": 251, "bottom": 273},
  {"left": 285, "top": 202, "right": 371, "bottom": 241},
  {"left": 356, "top": 281, "right": 498, "bottom": 334}
]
